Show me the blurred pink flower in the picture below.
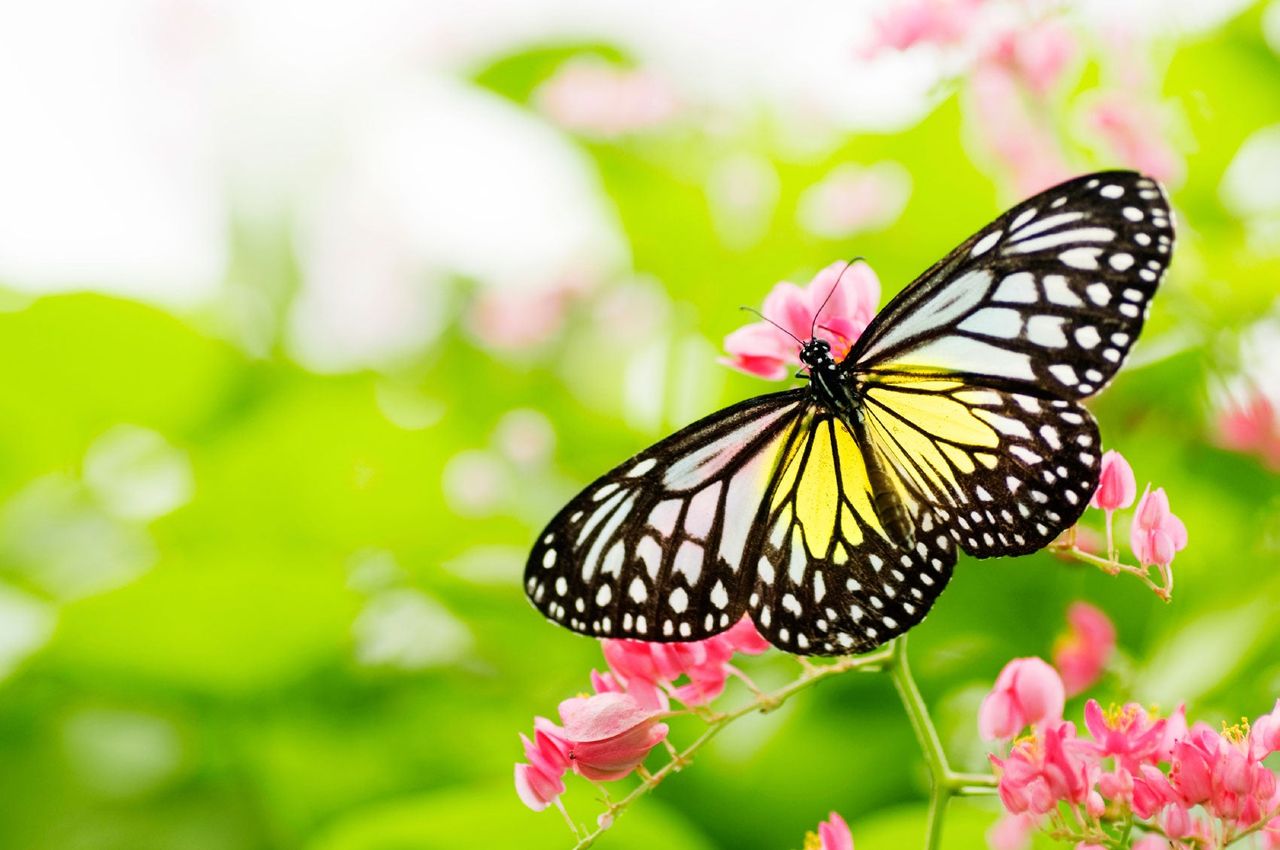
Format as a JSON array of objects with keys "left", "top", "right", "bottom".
[
  {"left": 1215, "top": 392, "right": 1280, "bottom": 470},
  {"left": 1160, "top": 801, "right": 1192, "bottom": 839},
  {"left": 979, "top": 657, "right": 1066, "bottom": 740},
  {"left": 806, "top": 811, "right": 854, "bottom": 850},
  {"left": 536, "top": 58, "right": 677, "bottom": 138},
  {"left": 1252, "top": 699, "right": 1280, "bottom": 759},
  {"left": 721, "top": 261, "right": 880, "bottom": 380},
  {"left": 1086, "top": 92, "right": 1184, "bottom": 185},
  {"left": 1090, "top": 450, "right": 1137, "bottom": 511},
  {"left": 557, "top": 691, "right": 669, "bottom": 781},
  {"left": 968, "top": 65, "right": 1073, "bottom": 195},
  {"left": 468, "top": 288, "right": 571, "bottom": 351},
  {"left": 863, "top": 0, "right": 977, "bottom": 54},
  {"left": 796, "top": 163, "right": 911, "bottom": 239},
  {"left": 1053, "top": 602, "right": 1116, "bottom": 697},
  {"left": 514, "top": 718, "right": 572, "bottom": 811},
  {"left": 1129, "top": 486, "right": 1187, "bottom": 569},
  {"left": 1131, "top": 836, "right": 1172, "bottom": 850},
  {"left": 987, "top": 812, "right": 1036, "bottom": 850},
  {"left": 988, "top": 19, "right": 1077, "bottom": 95}
]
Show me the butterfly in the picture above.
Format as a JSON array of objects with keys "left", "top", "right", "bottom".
[{"left": 524, "top": 171, "right": 1173, "bottom": 656}]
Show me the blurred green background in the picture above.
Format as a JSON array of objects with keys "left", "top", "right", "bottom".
[{"left": 1, "top": 2, "right": 1279, "bottom": 849}]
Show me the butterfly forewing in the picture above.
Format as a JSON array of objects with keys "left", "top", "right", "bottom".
[
  {"left": 526, "top": 391, "right": 808, "bottom": 641},
  {"left": 851, "top": 171, "right": 1173, "bottom": 399},
  {"left": 858, "top": 375, "right": 1102, "bottom": 557},
  {"left": 748, "top": 413, "right": 956, "bottom": 655}
]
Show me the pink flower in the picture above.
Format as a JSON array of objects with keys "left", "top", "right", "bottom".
[
  {"left": 796, "top": 163, "right": 911, "bottom": 239},
  {"left": 807, "top": 811, "right": 854, "bottom": 850},
  {"left": 1251, "top": 699, "right": 1280, "bottom": 759},
  {"left": 966, "top": 64, "right": 1073, "bottom": 195},
  {"left": 1215, "top": 392, "right": 1280, "bottom": 470},
  {"left": 557, "top": 692, "right": 668, "bottom": 781},
  {"left": 991, "top": 720, "right": 1094, "bottom": 815},
  {"left": 722, "top": 615, "right": 772, "bottom": 655},
  {"left": 601, "top": 617, "right": 770, "bottom": 708},
  {"left": 1053, "top": 602, "right": 1116, "bottom": 697},
  {"left": 535, "top": 58, "right": 677, "bottom": 138},
  {"left": 514, "top": 718, "right": 572, "bottom": 811},
  {"left": 468, "top": 287, "right": 571, "bottom": 352},
  {"left": 1132, "top": 837, "right": 1172, "bottom": 850},
  {"left": 1082, "top": 701, "right": 1166, "bottom": 771},
  {"left": 1086, "top": 92, "right": 1184, "bottom": 185},
  {"left": 1160, "top": 802, "right": 1192, "bottom": 839},
  {"left": 721, "top": 262, "right": 880, "bottom": 380},
  {"left": 862, "top": 0, "right": 977, "bottom": 55},
  {"left": 1090, "top": 450, "right": 1137, "bottom": 511},
  {"left": 979, "top": 657, "right": 1066, "bottom": 740},
  {"left": 987, "top": 813, "right": 1036, "bottom": 850},
  {"left": 590, "top": 667, "right": 669, "bottom": 712},
  {"left": 1130, "top": 486, "right": 1188, "bottom": 569},
  {"left": 987, "top": 19, "right": 1078, "bottom": 95}
]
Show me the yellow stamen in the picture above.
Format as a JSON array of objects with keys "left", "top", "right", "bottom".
[{"left": 1222, "top": 717, "right": 1251, "bottom": 743}]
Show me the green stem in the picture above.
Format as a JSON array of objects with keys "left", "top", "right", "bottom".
[{"left": 888, "top": 637, "right": 997, "bottom": 850}]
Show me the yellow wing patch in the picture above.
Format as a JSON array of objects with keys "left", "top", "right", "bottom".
[{"left": 770, "top": 416, "right": 884, "bottom": 558}]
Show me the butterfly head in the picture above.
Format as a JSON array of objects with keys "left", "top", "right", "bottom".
[{"left": 799, "top": 337, "right": 836, "bottom": 372}]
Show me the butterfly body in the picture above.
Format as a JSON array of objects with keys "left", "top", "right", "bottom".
[{"left": 525, "top": 171, "right": 1172, "bottom": 656}]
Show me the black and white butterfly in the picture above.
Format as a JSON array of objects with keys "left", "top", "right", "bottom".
[{"left": 525, "top": 171, "right": 1173, "bottom": 656}]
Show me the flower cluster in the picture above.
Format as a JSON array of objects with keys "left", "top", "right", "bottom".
[
  {"left": 863, "top": 0, "right": 1181, "bottom": 193},
  {"left": 514, "top": 616, "right": 771, "bottom": 814},
  {"left": 721, "top": 261, "right": 880, "bottom": 380},
  {"left": 983, "top": 660, "right": 1280, "bottom": 849},
  {"left": 1061, "top": 449, "right": 1187, "bottom": 600}
]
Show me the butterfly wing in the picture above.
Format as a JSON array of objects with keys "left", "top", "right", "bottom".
[
  {"left": 850, "top": 171, "right": 1173, "bottom": 398},
  {"left": 837, "top": 171, "right": 1171, "bottom": 559},
  {"left": 857, "top": 375, "right": 1100, "bottom": 557},
  {"left": 748, "top": 411, "right": 957, "bottom": 654},
  {"left": 526, "top": 390, "right": 809, "bottom": 641}
]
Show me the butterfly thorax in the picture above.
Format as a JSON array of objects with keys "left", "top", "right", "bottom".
[
  {"left": 800, "top": 337, "right": 917, "bottom": 549},
  {"left": 799, "top": 338, "right": 854, "bottom": 414}
]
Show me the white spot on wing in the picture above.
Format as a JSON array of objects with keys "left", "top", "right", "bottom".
[
  {"left": 710, "top": 580, "right": 729, "bottom": 610},
  {"left": 1007, "top": 227, "right": 1115, "bottom": 254},
  {"left": 1043, "top": 275, "right": 1082, "bottom": 306},
  {"left": 1060, "top": 247, "right": 1104, "bottom": 269},
  {"left": 1027, "top": 315, "right": 1068, "bottom": 348},
  {"left": 959, "top": 308, "right": 1023, "bottom": 339},
  {"left": 993, "top": 272, "right": 1037, "bottom": 303},
  {"left": 971, "top": 230, "right": 1002, "bottom": 256}
]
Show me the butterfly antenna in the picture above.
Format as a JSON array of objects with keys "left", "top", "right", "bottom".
[
  {"left": 809, "top": 256, "right": 866, "bottom": 341},
  {"left": 739, "top": 306, "right": 803, "bottom": 346}
]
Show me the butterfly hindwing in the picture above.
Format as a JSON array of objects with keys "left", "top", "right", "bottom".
[
  {"left": 748, "top": 413, "right": 956, "bottom": 655},
  {"left": 851, "top": 171, "right": 1172, "bottom": 399},
  {"left": 858, "top": 375, "right": 1102, "bottom": 557},
  {"left": 526, "top": 390, "right": 808, "bottom": 641}
]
